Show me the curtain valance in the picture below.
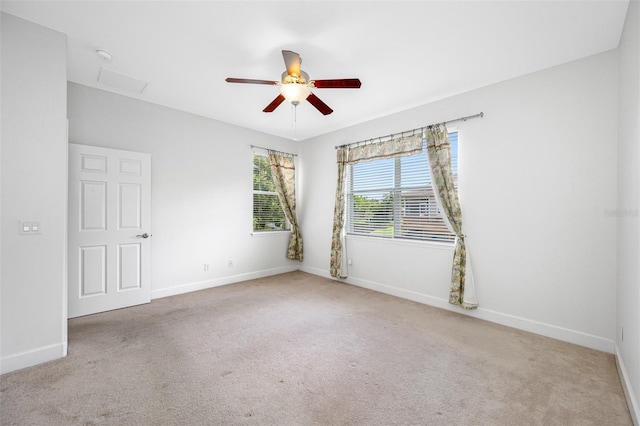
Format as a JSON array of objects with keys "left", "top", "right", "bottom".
[{"left": 342, "top": 134, "right": 423, "bottom": 165}]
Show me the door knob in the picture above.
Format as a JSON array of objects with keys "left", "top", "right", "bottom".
[{"left": 136, "top": 233, "right": 150, "bottom": 239}]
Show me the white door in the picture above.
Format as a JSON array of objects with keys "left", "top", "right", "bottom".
[{"left": 68, "top": 144, "right": 152, "bottom": 318}]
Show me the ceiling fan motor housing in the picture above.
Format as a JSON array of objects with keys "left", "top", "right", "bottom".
[{"left": 281, "top": 70, "right": 310, "bottom": 85}]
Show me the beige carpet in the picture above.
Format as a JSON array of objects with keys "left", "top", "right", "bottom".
[{"left": 0, "top": 271, "right": 632, "bottom": 425}]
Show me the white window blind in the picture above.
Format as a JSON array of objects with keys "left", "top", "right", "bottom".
[
  {"left": 347, "top": 132, "right": 458, "bottom": 243},
  {"left": 253, "top": 153, "right": 289, "bottom": 232}
]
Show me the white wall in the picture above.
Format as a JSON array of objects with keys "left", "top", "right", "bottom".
[
  {"left": 300, "top": 50, "right": 619, "bottom": 354},
  {"left": 0, "top": 11, "right": 632, "bottom": 400},
  {"left": 1, "top": 14, "right": 68, "bottom": 373},
  {"left": 616, "top": 0, "right": 640, "bottom": 422},
  {"left": 67, "top": 83, "right": 300, "bottom": 299}
]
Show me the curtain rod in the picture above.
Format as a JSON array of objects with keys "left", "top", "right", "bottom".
[
  {"left": 335, "top": 112, "right": 484, "bottom": 150},
  {"left": 250, "top": 144, "right": 298, "bottom": 157}
]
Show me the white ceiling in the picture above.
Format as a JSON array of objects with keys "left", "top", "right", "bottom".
[{"left": 1, "top": 1, "right": 630, "bottom": 141}]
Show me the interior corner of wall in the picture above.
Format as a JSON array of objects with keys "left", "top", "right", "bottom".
[{"left": 615, "top": 343, "right": 640, "bottom": 426}]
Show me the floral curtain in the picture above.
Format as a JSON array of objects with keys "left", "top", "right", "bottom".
[
  {"left": 425, "top": 125, "right": 477, "bottom": 309},
  {"left": 268, "top": 151, "right": 303, "bottom": 261},
  {"left": 330, "top": 135, "right": 423, "bottom": 278},
  {"left": 330, "top": 148, "right": 349, "bottom": 278}
]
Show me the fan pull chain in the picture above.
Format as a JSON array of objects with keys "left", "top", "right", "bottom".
[{"left": 291, "top": 103, "right": 298, "bottom": 140}]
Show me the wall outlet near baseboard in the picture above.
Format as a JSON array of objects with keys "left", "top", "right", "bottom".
[
  {"left": 228, "top": 260, "right": 234, "bottom": 268},
  {"left": 203, "top": 263, "right": 210, "bottom": 272}
]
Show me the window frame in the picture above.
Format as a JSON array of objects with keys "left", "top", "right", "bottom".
[
  {"left": 252, "top": 151, "right": 290, "bottom": 234},
  {"left": 345, "top": 131, "right": 459, "bottom": 244}
]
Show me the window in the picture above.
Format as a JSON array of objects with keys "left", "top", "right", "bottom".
[
  {"left": 346, "top": 132, "right": 458, "bottom": 243},
  {"left": 253, "top": 153, "right": 289, "bottom": 232}
]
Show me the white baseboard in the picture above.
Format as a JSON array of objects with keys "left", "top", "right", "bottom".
[
  {"left": 300, "top": 266, "right": 615, "bottom": 354},
  {"left": 469, "top": 305, "right": 614, "bottom": 354},
  {"left": 616, "top": 344, "right": 640, "bottom": 426},
  {"left": 151, "top": 266, "right": 299, "bottom": 300},
  {"left": 1, "top": 342, "right": 67, "bottom": 375},
  {"left": 299, "top": 265, "right": 333, "bottom": 279}
]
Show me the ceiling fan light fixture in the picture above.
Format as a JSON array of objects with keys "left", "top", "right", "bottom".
[
  {"left": 226, "top": 50, "right": 360, "bottom": 115},
  {"left": 280, "top": 83, "right": 311, "bottom": 105}
]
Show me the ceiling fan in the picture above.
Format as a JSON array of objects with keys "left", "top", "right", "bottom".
[{"left": 225, "top": 50, "right": 361, "bottom": 115}]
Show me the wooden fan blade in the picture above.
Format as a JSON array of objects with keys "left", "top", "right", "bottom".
[
  {"left": 263, "top": 94, "right": 286, "bottom": 113},
  {"left": 307, "top": 93, "right": 333, "bottom": 115},
  {"left": 313, "top": 78, "right": 362, "bottom": 89},
  {"left": 282, "top": 50, "right": 301, "bottom": 78},
  {"left": 226, "top": 78, "right": 277, "bottom": 85}
]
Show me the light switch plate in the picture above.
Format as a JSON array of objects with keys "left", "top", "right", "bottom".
[
  {"left": 31, "top": 221, "right": 40, "bottom": 233},
  {"left": 19, "top": 220, "right": 31, "bottom": 234},
  {"left": 19, "top": 220, "right": 41, "bottom": 235}
]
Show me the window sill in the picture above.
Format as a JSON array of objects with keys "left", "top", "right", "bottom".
[
  {"left": 251, "top": 230, "right": 291, "bottom": 238},
  {"left": 346, "top": 234, "right": 455, "bottom": 251}
]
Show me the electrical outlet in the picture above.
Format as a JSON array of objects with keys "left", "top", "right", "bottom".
[
  {"left": 228, "top": 260, "right": 234, "bottom": 268},
  {"left": 348, "top": 258, "right": 353, "bottom": 265},
  {"left": 203, "top": 263, "right": 210, "bottom": 272}
]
